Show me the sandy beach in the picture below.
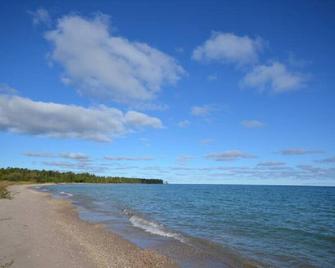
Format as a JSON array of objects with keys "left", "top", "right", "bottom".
[{"left": 0, "top": 185, "right": 177, "bottom": 268}]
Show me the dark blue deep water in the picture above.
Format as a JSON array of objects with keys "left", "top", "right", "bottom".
[{"left": 40, "top": 184, "right": 335, "bottom": 267}]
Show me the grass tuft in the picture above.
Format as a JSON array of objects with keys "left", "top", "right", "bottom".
[
  {"left": 0, "top": 260, "right": 14, "bottom": 268},
  {"left": 0, "top": 182, "right": 11, "bottom": 199}
]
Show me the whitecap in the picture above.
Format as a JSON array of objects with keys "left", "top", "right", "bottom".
[{"left": 129, "top": 215, "right": 185, "bottom": 243}]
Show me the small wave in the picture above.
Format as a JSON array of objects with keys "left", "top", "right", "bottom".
[
  {"left": 59, "top": 191, "right": 73, "bottom": 197},
  {"left": 129, "top": 215, "right": 186, "bottom": 243}
]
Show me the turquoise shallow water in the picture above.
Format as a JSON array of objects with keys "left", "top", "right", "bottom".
[{"left": 41, "top": 184, "right": 335, "bottom": 267}]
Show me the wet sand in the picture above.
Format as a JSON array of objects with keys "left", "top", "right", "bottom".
[{"left": 0, "top": 184, "right": 177, "bottom": 268}]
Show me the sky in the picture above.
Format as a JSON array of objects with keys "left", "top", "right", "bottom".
[{"left": 1, "top": 0, "right": 335, "bottom": 185}]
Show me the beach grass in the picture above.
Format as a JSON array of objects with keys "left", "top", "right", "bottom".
[
  {"left": 0, "top": 181, "right": 11, "bottom": 199},
  {"left": 0, "top": 260, "right": 14, "bottom": 268}
]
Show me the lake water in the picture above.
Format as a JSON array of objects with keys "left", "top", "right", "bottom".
[{"left": 40, "top": 184, "right": 335, "bottom": 267}]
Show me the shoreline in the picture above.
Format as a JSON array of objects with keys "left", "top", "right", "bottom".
[
  {"left": 37, "top": 184, "right": 262, "bottom": 268},
  {"left": 0, "top": 184, "right": 177, "bottom": 268}
]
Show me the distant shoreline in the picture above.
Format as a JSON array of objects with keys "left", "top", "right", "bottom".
[
  {"left": 0, "top": 184, "right": 176, "bottom": 268},
  {"left": 0, "top": 167, "right": 164, "bottom": 184}
]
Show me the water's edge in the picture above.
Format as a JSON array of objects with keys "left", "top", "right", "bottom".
[
  {"left": 35, "top": 184, "right": 335, "bottom": 268},
  {"left": 36, "top": 184, "right": 262, "bottom": 268}
]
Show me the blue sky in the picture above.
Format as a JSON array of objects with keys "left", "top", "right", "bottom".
[{"left": 1, "top": 0, "right": 335, "bottom": 185}]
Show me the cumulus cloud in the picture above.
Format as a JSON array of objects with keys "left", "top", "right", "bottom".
[
  {"left": 206, "top": 150, "right": 256, "bottom": 161},
  {"left": 104, "top": 156, "right": 153, "bottom": 161},
  {"left": 28, "top": 8, "right": 51, "bottom": 26},
  {"left": 241, "top": 120, "right": 264, "bottom": 128},
  {"left": 242, "top": 62, "right": 305, "bottom": 93},
  {"left": 124, "top": 111, "right": 162, "bottom": 128},
  {"left": 45, "top": 14, "right": 185, "bottom": 103},
  {"left": 192, "top": 32, "right": 263, "bottom": 66},
  {"left": 0, "top": 94, "right": 162, "bottom": 142},
  {"left": 178, "top": 120, "right": 190, "bottom": 128},
  {"left": 279, "top": 148, "right": 324, "bottom": 155}
]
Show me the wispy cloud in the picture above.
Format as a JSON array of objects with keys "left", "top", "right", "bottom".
[
  {"left": 45, "top": 14, "right": 185, "bottom": 103},
  {"left": 207, "top": 74, "right": 218, "bottom": 81},
  {"left": 178, "top": 120, "right": 190, "bottom": 128},
  {"left": 176, "top": 155, "right": 194, "bottom": 166},
  {"left": 24, "top": 151, "right": 89, "bottom": 161},
  {"left": 59, "top": 152, "right": 89, "bottom": 161},
  {"left": 200, "top": 138, "right": 214, "bottom": 145},
  {"left": 24, "top": 152, "right": 55, "bottom": 158},
  {"left": 0, "top": 84, "right": 18, "bottom": 95},
  {"left": 191, "top": 105, "right": 218, "bottom": 117},
  {"left": 24, "top": 151, "right": 108, "bottom": 172},
  {"left": 257, "top": 161, "right": 286, "bottom": 167},
  {"left": 0, "top": 94, "right": 162, "bottom": 142},
  {"left": 104, "top": 156, "right": 154, "bottom": 161},
  {"left": 316, "top": 156, "right": 335, "bottom": 163},
  {"left": 206, "top": 150, "right": 256, "bottom": 161},
  {"left": 42, "top": 161, "right": 107, "bottom": 173},
  {"left": 129, "top": 102, "right": 169, "bottom": 112},
  {"left": 279, "top": 148, "right": 324, "bottom": 155},
  {"left": 241, "top": 120, "right": 264, "bottom": 128},
  {"left": 192, "top": 32, "right": 263, "bottom": 66},
  {"left": 28, "top": 8, "right": 51, "bottom": 26}
]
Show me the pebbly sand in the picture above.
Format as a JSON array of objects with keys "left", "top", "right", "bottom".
[{"left": 0, "top": 184, "right": 177, "bottom": 268}]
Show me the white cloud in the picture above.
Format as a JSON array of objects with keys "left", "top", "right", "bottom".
[
  {"left": 0, "top": 94, "right": 162, "bottom": 142},
  {"left": 241, "top": 120, "right": 264, "bottom": 128},
  {"left": 206, "top": 150, "right": 256, "bottom": 161},
  {"left": 28, "top": 8, "right": 51, "bottom": 26},
  {"left": 191, "top": 105, "right": 216, "bottom": 117},
  {"left": 192, "top": 32, "right": 263, "bottom": 66},
  {"left": 279, "top": 148, "right": 324, "bottom": 155},
  {"left": 104, "top": 156, "right": 153, "bottom": 161},
  {"left": 178, "top": 120, "right": 190, "bottom": 128},
  {"left": 124, "top": 111, "right": 162, "bottom": 129},
  {"left": 45, "top": 14, "right": 185, "bottom": 103},
  {"left": 242, "top": 62, "right": 305, "bottom": 93}
]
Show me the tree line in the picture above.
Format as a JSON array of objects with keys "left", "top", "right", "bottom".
[{"left": 0, "top": 167, "right": 163, "bottom": 184}]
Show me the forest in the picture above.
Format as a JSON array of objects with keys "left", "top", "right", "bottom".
[{"left": 0, "top": 167, "right": 163, "bottom": 184}]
